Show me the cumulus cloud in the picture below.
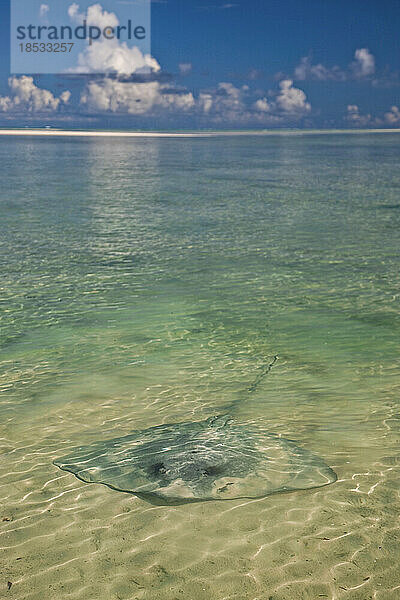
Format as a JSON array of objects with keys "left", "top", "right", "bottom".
[
  {"left": 0, "top": 76, "right": 71, "bottom": 113},
  {"left": 294, "top": 56, "right": 346, "bottom": 81},
  {"left": 0, "top": 71, "right": 311, "bottom": 125},
  {"left": 79, "top": 76, "right": 311, "bottom": 125},
  {"left": 60, "top": 90, "right": 72, "bottom": 104},
  {"left": 254, "top": 97, "right": 271, "bottom": 112},
  {"left": 293, "top": 48, "right": 376, "bottom": 82},
  {"left": 197, "top": 82, "right": 276, "bottom": 123},
  {"left": 0, "top": 96, "right": 11, "bottom": 112},
  {"left": 198, "top": 92, "right": 212, "bottom": 114},
  {"left": 384, "top": 105, "right": 400, "bottom": 125},
  {"left": 352, "top": 48, "right": 375, "bottom": 78},
  {"left": 345, "top": 104, "right": 372, "bottom": 126},
  {"left": 68, "top": 2, "right": 119, "bottom": 28},
  {"left": 68, "top": 42, "right": 160, "bottom": 75},
  {"left": 343, "top": 104, "right": 400, "bottom": 128},
  {"left": 39, "top": 4, "right": 49, "bottom": 18},
  {"left": 66, "top": 3, "right": 158, "bottom": 76},
  {"left": 81, "top": 79, "right": 195, "bottom": 114},
  {"left": 276, "top": 80, "right": 311, "bottom": 114},
  {"left": 197, "top": 80, "right": 310, "bottom": 123},
  {"left": 198, "top": 82, "right": 246, "bottom": 119}
]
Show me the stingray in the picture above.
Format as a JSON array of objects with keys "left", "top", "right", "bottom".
[{"left": 54, "top": 357, "right": 337, "bottom": 504}]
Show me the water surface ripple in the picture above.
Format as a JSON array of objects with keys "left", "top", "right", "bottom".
[{"left": 1, "top": 134, "right": 400, "bottom": 599}]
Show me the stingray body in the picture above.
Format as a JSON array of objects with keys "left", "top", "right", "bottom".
[{"left": 54, "top": 414, "right": 337, "bottom": 504}]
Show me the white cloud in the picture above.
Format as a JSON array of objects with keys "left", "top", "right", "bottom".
[
  {"left": 293, "top": 48, "right": 376, "bottom": 82},
  {"left": 0, "top": 76, "right": 71, "bottom": 113},
  {"left": 40, "top": 4, "right": 49, "bottom": 18},
  {"left": 345, "top": 104, "right": 372, "bottom": 126},
  {"left": 179, "top": 63, "right": 192, "bottom": 75},
  {"left": 344, "top": 103, "right": 400, "bottom": 128},
  {"left": 66, "top": 3, "right": 157, "bottom": 76},
  {"left": 276, "top": 79, "right": 311, "bottom": 114},
  {"left": 68, "top": 2, "right": 119, "bottom": 28},
  {"left": 352, "top": 48, "right": 375, "bottom": 78},
  {"left": 81, "top": 79, "right": 195, "bottom": 114},
  {"left": 0, "top": 96, "right": 11, "bottom": 112},
  {"left": 254, "top": 97, "right": 271, "bottom": 112},
  {"left": 198, "top": 92, "right": 213, "bottom": 114},
  {"left": 68, "top": 41, "right": 160, "bottom": 75},
  {"left": 197, "top": 82, "right": 248, "bottom": 121},
  {"left": 294, "top": 56, "right": 346, "bottom": 81},
  {"left": 67, "top": 2, "right": 80, "bottom": 21},
  {"left": 78, "top": 76, "right": 312, "bottom": 125},
  {"left": 346, "top": 104, "right": 359, "bottom": 117},
  {"left": 384, "top": 105, "right": 400, "bottom": 124},
  {"left": 196, "top": 80, "right": 310, "bottom": 123},
  {"left": 60, "top": 90, "right": 72, "bottom": 104}
]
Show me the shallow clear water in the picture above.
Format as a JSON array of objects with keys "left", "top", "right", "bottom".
[{"left": 1, "top": 133, "right": 400, "bottom": 599}]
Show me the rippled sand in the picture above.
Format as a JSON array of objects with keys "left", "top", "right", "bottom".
[
  {"left": 2, "top": 391, "right": 400, "bottom": 599},
  {"left": 1, "top": 133, "right": 400, "bottom": 598}
]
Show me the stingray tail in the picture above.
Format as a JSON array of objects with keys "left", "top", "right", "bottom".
[{"left": 247, "top": 355, "right": 278, "bottom": 394}]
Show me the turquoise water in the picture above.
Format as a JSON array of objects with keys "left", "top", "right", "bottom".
[{"left": 1, "top": 133, "right": 400, "bottom": 599}]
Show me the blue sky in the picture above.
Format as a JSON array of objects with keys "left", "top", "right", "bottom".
[{"left": 1, "top": 0, "right": 400, "bottom": 129}]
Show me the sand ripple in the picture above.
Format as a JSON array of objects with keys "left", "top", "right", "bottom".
[{"left": 1, "top": 400, "right": 400, "bottom": 600}]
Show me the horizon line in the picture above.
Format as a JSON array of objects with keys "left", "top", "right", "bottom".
[{"left": 1, "top": 127, "right": 400, "bottom": 138}]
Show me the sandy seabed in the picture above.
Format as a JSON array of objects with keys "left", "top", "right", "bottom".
[
  {"left": 2, "top": 130, "right": 400, "bottom": 599},
  {"left": 2, "top": 393, "right": 400, "bottom": 600}
]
